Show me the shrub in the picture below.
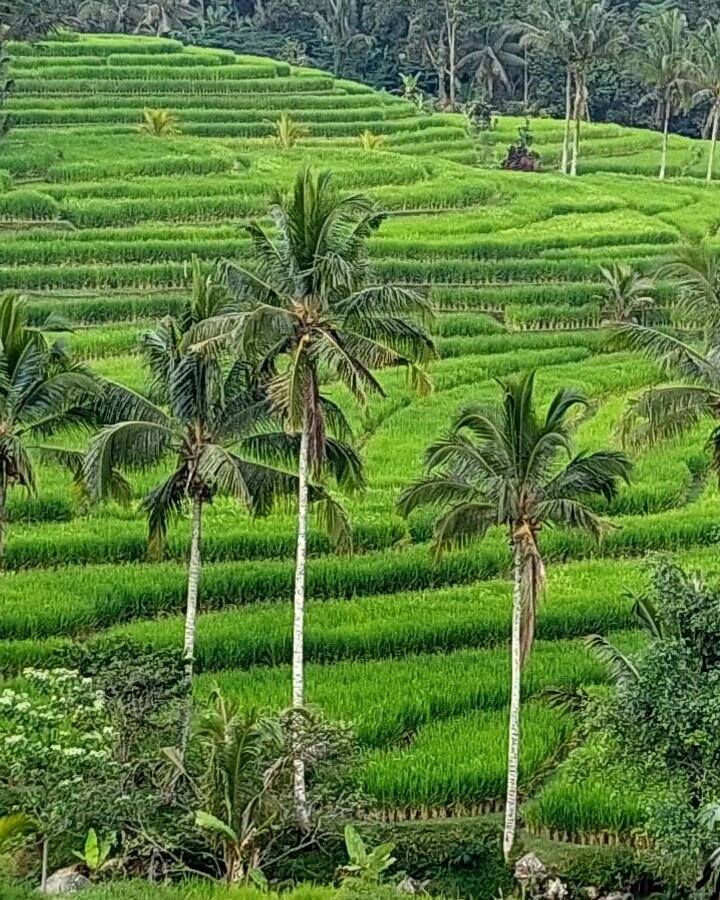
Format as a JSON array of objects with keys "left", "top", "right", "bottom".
[{"left": 361, "top": 819, "right": 512, "bottom": 900}]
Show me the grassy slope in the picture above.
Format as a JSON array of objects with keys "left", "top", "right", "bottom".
[{"left": 1, "top": 31, "right": 719, "bottom": 837}]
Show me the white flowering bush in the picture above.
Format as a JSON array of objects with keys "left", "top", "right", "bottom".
[{"left": 0, "top": 668, "right": 117, "bottom": 884}]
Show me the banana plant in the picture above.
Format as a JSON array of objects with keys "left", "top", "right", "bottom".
[
  {"left": 338, "top": 824, "right": 396, "bottom": 882},
  {"left": 72, "top": 828, "right": 115, "bottom": 877}
]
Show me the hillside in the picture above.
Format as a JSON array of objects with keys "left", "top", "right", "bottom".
[{"left": 1, "top": 31, "right": 720, "bottom": 856}]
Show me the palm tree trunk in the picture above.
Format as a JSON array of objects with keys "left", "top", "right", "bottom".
[
  {"left": 570, "top": 73, "right": 583, "bottom": 177},
  {"left": 179, "top": 496, "right": 203, "bottom": 758},
  {"left": 0, "top": 482, "right": 6, "bottom": 570},
  {"left": 446, "top": 3, "right": 457, "bottom": 112},
  {"left": 707, "top": 106, "right": 719, "bottom": 183},
  {"left": 503, "top": 542, "right": 523, "bottom": 862},
  {"left": 292, "top": 413, "right": 311, "bottom": 832},
  {"left": 659, "top": 102, "right": 671, "bottom": 180},
  {"left": 523, "top": 49, "right": 529, "bottom": 108},
  {"left": 40, "top": 837, "right": 49, "bottom": 892},
  {"left": 561, "top": 67, "right": 572, "bottom": 175}
]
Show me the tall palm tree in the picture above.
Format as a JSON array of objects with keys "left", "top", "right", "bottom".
[
  {"left": 521, "top": 0, "right": 627, "bottom": 176},
  {"left": 613, "top": 246, "right": 720, "bottom": 456},
  {"left": 398, "top": 371, "right": 631, "bottom": 860},
  {"left": 690, "top": 21, "right": 720, "bottom": 183},
  {"left": 519, "top": 0, "right": 576, "bottom": 174},
  {"left": 596, "top": 262, "right": 656, "bottom": 325},
  {"left": 197, "top": 167, "right": 436, "bottom": 828},
  {"left": 566, "top": 0, "right": 628, "bottom": 176},
  {"left": 0, "top": 294, "right": 100, "bottom": 568},
  {"left": 636, "top": 9, "right": 692, "bottom": 180},
  {"left": 84, "top": 300, "right": 354, "bottom": 758}
]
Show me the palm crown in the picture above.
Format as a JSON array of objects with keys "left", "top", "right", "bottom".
[
  {"left": 614, "top": 246, "right": 720, "bottom": 456},
  {"left": 399, "top": 371, "right": 632, "bottom": 660},
  {"left": 84, "top": 315, "right": 355, "bottom": 557},
  {"left": 0, "top": 294, "right": 100, "bottom": 563},
  {"left": 199, "top": 167, "right": 436, "bottom": 471},
  {"left": 597, "top": 262, "right": 656, "bottom": 324}
]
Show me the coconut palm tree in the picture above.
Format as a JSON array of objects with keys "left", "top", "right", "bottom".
[
  {"left": 636, "top": 9, "right": 693, "bottom": 180},
  {"left": 569, "top": 0, "right": 628, "bottom": 176},
  {"left": 0, "top": 294, "right": 101, "bottom": 568},
  {"left": 521, "top": 0, "right": 627, "bottom": 176},
  {"left": 138, "top": 108, "right": 180, "bottom": 137},
  {"left": 195, "top": 166, "right": 436, "bottom": 829},
  {"left": 84, "top": 303, "right": 354, "bottom": 759},
  {"left": 690, "top": 21, "right": 720, "bottom": 183},
  {"left": 657, "top": 244, "right": 720, "bottom": 344},
  {"left": 519, "top": 0, "right": 576, "bottom": 174},
  {"left": 398, "top": 371, "right": 631, "bottom": 860},
  {"left": 596, "top": 263, "right": 656, "bottom": 324},
  {"left": 610, "top": 246, "right": 720, "bottom": 453}
]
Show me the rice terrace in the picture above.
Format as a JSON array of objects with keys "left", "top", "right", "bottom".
[{"left": 2, "top": 3, "right": 720, "bottom": 898}]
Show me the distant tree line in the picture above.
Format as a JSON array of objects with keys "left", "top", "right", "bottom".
[{"left": 2, "top": 0, "right": 720, "bottom": 141}]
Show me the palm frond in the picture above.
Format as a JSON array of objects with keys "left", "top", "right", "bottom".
[
  {"left": 314, "top": 494, "right": 353, "bottom": 554},
  {"left": 313, "top": 329, "right": 386, "bottom": 404},
  {"left": 94, "top": 381, "right": 168, "bottom": 428},
  {"left": 584, "top": 633, "right": 639, "bottom": 686},
  {"left": 142, "top": 467, "right": 188, "bottom": 559},
  {"left": 630, "top": 590, "right": 669, "bottom": 638},
  {"left": 544, "top": 386, "right": 589, "bottom": 430},
  {"left": 611, "top": 322, "right": 720, "bottom": 386},
  {"left": 544, "top": 450, "right": 633, "bottom": 502},
  {"left": 239, "top": 430, "right": 364, "bottom": 494},
  {"left": 620, "top": 384, "right": 720, "bottom": 449},
  {"left": 84, "top": 420, "right": 174, "bottom": 500},
  {"left": 0, "top": 433, "right": 35, "bottom": 493},
  {"left": 536, "top": 497, "right": 610, "bottom": 538},
  {"left": 432, "top": 501, "right": 497, "bottom": 560},
  {"left": 139, "top": 316, "right": 182, "bottom": 402},
  {"left": 516, "top": 524, "right": 546, "bottom": 667},
  {"left": 196, "top": 444, "right": 252, "bottom": 506},
  {"left": 343, "top": 316, "right": 436, "bottom": 367},
  {"left": 14, "top": 368, "right": 99, "bottom": 432},
  {"left": 397, "top": 474, "right": 480, "bottom": 518},
  {"left": 169, "top": 351, "right": 216, "bottom": 425},
  {"left": 339, "top": 284, "right": 435, "bottom": 328}
]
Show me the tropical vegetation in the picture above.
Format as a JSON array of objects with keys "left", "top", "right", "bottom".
[{"left": 3, "top": 13, "right": 720, "bottom": 900}]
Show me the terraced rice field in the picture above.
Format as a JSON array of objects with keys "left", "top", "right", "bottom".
[{"left": 3, "top": 31, "right": 720, "bottom": 844}]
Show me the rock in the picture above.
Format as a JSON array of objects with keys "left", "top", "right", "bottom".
[
  {"left": 582, "top": 889, "right": 601, "bottom": 900},
  {"left": 544, "top": 877, "right": 568, "bottom": 899},
  {"left": 41, "top": 867, "right": 91, "bottom": 894},
  {"left": 397, "top": 876, "right": 430, "bottom": 895},
  {"left": 514, "top": 852, "right": 547, "bottom": 883},
  {"left": 601, "top": 893, "right": 632, "bottom": 900}
]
